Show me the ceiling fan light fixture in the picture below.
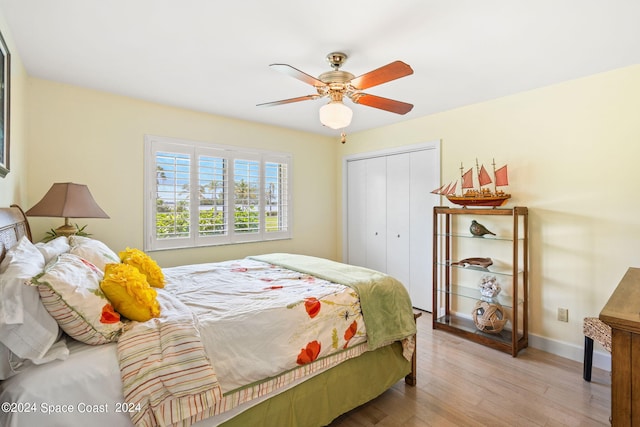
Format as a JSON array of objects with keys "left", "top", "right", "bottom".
[
  {"left": 319, "top": 101, "right": 353, "bottom": 130},
  {"left": 260, "top": 53, "right": 414, "bottom": 132}
]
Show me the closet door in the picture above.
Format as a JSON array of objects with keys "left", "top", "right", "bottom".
[
  {"left": 364, "top": 156, "right": 387, "bottom": 273},
  {"left": 346, "top": 159, "right": 367, "bottom": 268},
  {"left": 385, "top": 153, "right": 411, "bottom": 289},
  {"left": 409, "top": 149, "right": 439, "bottom": 310}
]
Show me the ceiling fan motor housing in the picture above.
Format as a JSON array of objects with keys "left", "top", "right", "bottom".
[{"left": 318, "top": 69, "right": 355, "bottom": 99}]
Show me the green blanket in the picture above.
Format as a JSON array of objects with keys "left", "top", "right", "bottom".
[{"left": 249, "top": 253, "right": 416, "bottom": 350}]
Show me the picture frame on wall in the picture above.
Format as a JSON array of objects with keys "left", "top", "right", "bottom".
[{"left": 0, "top": 30, "right": 10, "bottom": 178}]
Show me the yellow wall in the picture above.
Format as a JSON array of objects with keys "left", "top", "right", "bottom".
[
  {"left": 337, "top": 64, "right": 640, "bottom": 351},
  {"left": 26, "top": 78, "right": 338, "bottom": 267}
]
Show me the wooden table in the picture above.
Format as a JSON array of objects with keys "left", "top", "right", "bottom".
[{"left": 600, "top": 267, "right": 640, "bottom": 426}]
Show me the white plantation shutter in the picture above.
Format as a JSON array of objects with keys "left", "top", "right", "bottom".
[
  {"left": 144, "top": 135, "right": 292, "bottom": 251},
  {"left": 264, "top": 155, "right": 291, "bottom": 239},
  {"left": 233, "top": 155, "right": 261, "bottom": 240}
]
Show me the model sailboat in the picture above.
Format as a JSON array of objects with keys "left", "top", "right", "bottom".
[{"left": 432, "top": 159, "right": 511, "bottom": 208}]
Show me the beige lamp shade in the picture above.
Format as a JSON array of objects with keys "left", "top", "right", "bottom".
[{"left": 26, "top": 183, "right": 109, "bottom": 236}]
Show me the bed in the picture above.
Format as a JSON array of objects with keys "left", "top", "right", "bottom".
[{"left": 0, "top": 205, "right": 418, "bottom": 427}]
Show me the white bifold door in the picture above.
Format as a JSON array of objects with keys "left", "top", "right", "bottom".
[{"left": 345, "top": 141, "right": 440, "bottom": 311}]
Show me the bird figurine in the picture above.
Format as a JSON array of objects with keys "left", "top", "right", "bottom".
[{"left": 470, "top": 220, "right": 495, "bottom": 237}]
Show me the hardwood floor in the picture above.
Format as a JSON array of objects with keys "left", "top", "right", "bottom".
[{"left": 330, "top": 310, "right": 611, "bottom": 426}]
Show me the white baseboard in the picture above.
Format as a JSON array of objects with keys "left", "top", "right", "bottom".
[{"left": 529, "top": 333, "right": 611, "bottom": 372}]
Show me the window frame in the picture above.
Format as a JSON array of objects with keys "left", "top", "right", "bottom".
[{"left": 143, "top": 135, "right": 293, "bottom": 251}]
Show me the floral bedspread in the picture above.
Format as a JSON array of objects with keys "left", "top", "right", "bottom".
[
  {"left": 117, "top": 255, "right": 416, "bottom": 427},
  {"left": 162, "top": 258, "right": 368, "bottom": 393}
]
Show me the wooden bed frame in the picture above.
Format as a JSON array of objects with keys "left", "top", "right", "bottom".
[{"left": 0, "top": 204, "right": 418, "bottom": 426}]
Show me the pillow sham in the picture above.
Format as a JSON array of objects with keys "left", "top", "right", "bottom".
[
  {"left": 119, "top": 247, "right": 165, "bottom": 288},
  {"left": 31, "top": 253, "right": 124, "bottom": 345},
  {"left": 68, "top": 235, "right": 119, "bottom": 271},
  {"left": 35, "top": 236, "right": 70, "bottom": 264},
  {"left": 101, "top": 263, "right": 161, "bottom": 322}
]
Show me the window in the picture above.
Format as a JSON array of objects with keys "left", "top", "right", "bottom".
[{"left": 144, "top": 135, "right": 292, "bottom": 251}]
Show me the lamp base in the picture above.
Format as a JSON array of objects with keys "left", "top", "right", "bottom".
[{"left": 55, "top": 223, "right": 78, "bottom": 237}]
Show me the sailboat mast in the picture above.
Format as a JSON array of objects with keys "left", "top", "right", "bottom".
[
  {"left": 459, "top": 162, "right": 463, "bottom": 195},
  {"left": 475, "top": 158, "right": 480, "bottom": 191},
  {"left": 492, "top": 158, "right": 497, "bottom": 193}
]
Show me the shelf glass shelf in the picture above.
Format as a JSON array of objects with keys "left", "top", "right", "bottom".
[
  {"left": 436, "top": 285, "right": 524, "bottom": 308},
  {"left": 433, "top": 315, "right": 524, "bottom": 343},
  {"left": 436, "top": 261, "right": 523, "bottom": 276},
  {"left": 435, "top": 233, "right": 524, "bottom": 242}
]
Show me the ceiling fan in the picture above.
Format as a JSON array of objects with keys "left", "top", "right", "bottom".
[{"left": 257, "top": 52, "right": 414, "bottom": 130}]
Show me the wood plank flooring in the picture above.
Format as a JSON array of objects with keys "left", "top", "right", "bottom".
[{"left": 330, "top": 310, "right": 611, "bottom": 426}]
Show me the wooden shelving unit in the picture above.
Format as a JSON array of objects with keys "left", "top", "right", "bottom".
[{"left": 432, "top": 206, "right": 529, "bottom": 357}]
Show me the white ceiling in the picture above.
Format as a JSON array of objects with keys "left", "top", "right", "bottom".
[{"left": 1, "top": 0, "right": 639, "bottom": 136}]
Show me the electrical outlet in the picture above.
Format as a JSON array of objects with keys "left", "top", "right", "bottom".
[{"left": 557, "top": 308, "right": 569, "bottom": 322}]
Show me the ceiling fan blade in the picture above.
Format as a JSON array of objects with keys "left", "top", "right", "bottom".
[
  {"left": 350, "top": 93, "right": 413, "bottom": 115},
  {"left": 270, "top": 64, "right": 327, "bottom": 87},
  {"left": 257, "top": 94, "right": 321, "bottom": 107},
  {"left": 350, "top": 61, "right": 414, "bottom": 90}
]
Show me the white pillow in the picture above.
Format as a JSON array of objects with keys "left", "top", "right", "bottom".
[
  {"left": 35, "top": 236, "right": 70, "bottom": 264},
  {"left": 68, "top": 235, "right": 119, "bottom": 271},
  {"left": 0, "top": 236, "right": 45, "bottom": 325},
  {"left": 32, "top": 253, "right": 124, "bottom": 345},
  {"left": 0, "top": 236, "right": 66, "bottom": 379},
  {"left": 0, "top": 278, "right": 62, "bottom": 358}
]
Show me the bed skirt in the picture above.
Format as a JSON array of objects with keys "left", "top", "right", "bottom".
[{"left": 220, "top": 341, "right": 410, "bottom": 427}]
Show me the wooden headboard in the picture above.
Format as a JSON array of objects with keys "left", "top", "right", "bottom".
[{"left": 0, "top": 205, "right": 32, "bottom": 263}]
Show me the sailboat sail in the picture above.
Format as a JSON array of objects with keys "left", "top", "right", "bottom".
[
  {"left": 447, "top": 182, "right": 457, "bottom": 195},
  {"left": 461, "top": 168, "right": 474, "bottom": 189},
  {"left": 431, "top": 182, "right": 456, "bottom": 195},
  {"left": 478, "top": 165, "right": 492, "bottom": 187},
  {"left": 430, "top": 183, "right": 447, "bottom": 195},
  {"left": 495, "top": 165, "right": 508, "bottom": 187}
]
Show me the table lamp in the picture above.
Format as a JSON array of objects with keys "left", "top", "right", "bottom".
[{"left": 25, "top": 182, "right": 109, "bottom": 237}]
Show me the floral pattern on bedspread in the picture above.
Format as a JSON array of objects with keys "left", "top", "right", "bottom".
[{"left": 162, "top": 258, "right": 367, "bottom": 393}]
